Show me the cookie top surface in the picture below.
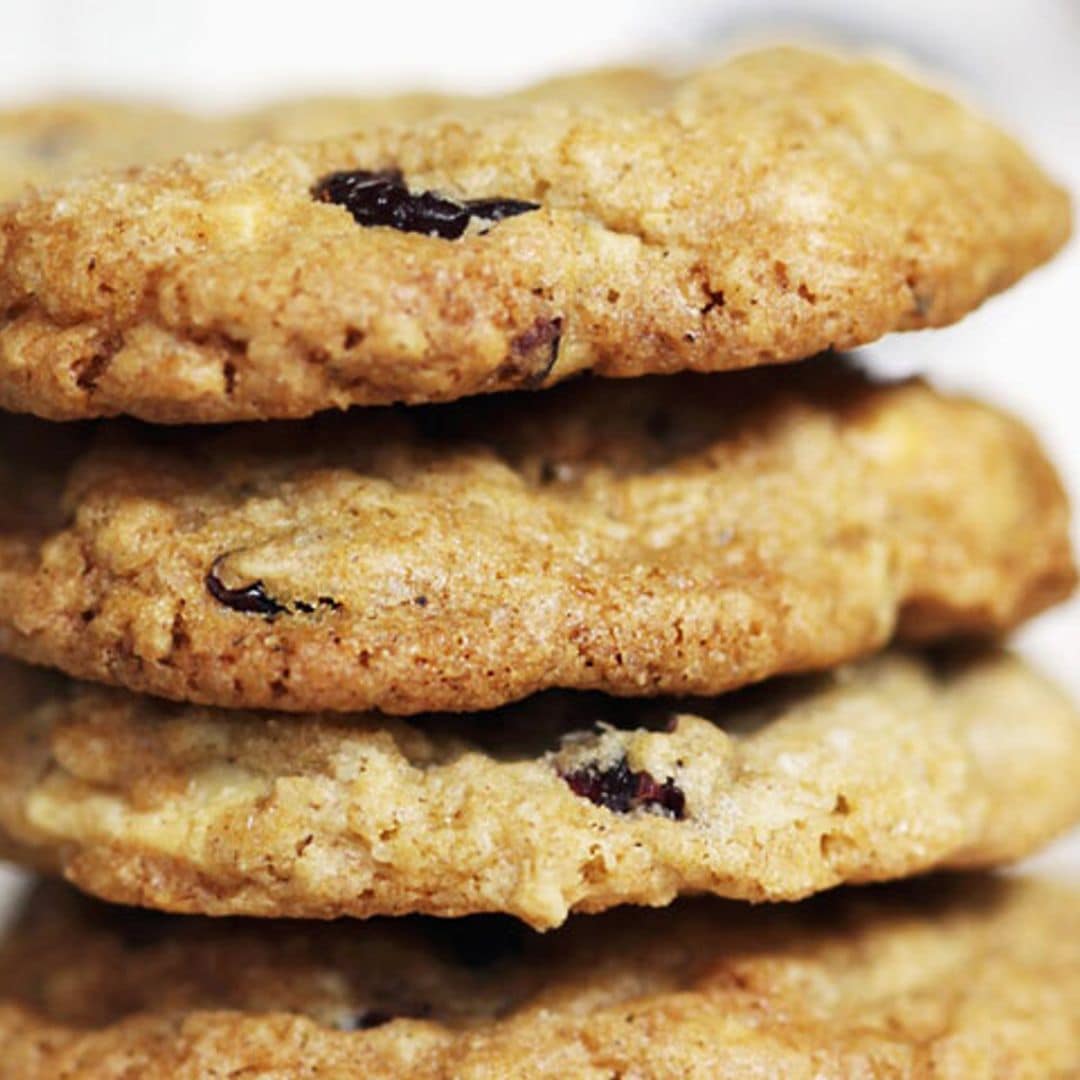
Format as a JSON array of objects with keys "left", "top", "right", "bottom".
[
  {"left": 244, "top": 67, "right": 675, "bottom": 144},
  {"left": 0, "top": 70, "right": 672, "bottom": 205},
  {"left": 0, "top": 46, "right": 1070, "bottom": 423},
  {"left": 0, "top": 360, "right": 1072, "bottom": 715},
  {"left": 2, "top": 649, "right": 1078, "bottom": 926},
  {"left": 0, "top": 102, "right": 238, "bottom": 204},
  {"left": 0, "top": 874, "right": 1077, "bottom": 1079}
]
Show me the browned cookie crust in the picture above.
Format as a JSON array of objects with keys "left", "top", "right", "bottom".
[
  {"left": 0, "top": 360, "right": 1072, "bottom": 715},
  {"left": 1, "top": 650, "right": 1077, "bottom": 926},
  {"left": 244, "top": 67, "right": 676, "bottom": 144},
  {"left": 0, "top": 70, "right": 673, "bottom": 204},
  {"left": 1, "top": 875, "right": 1078, "bottom": 1078},
  {"left": 0, "top": 47, "right": 1069, "bottom": 422}
]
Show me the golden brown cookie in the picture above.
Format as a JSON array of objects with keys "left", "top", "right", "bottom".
[
  {"left": 0, "top": 875, "right": 1077, "bottom": 1078},
  {"left": 246, "top": 67, "right": 675, "bottom": 143},
  {"left": 0, "top": 47, "right": 1069, "bottom": 422},
  {"left": 1, "top": 649, "right": 1077, "bottom": 926},
  {"left": 0, "top": 361, "right": 1071, "bottom": 715},
  {"left": 0, "top": 70, "right": 672, "bottom": 205},
  {"left": 0, "top": 102, "right": 248, "bottom": 204}
]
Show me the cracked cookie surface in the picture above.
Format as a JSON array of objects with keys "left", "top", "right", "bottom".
[
  {"left": 0, "top": 361, "right": 1073, "bottom": 715},
  {"left": 0, "top": 875, "right": 1077, "bottom": 1078},
  {"left": 1, "top": 650, "right": 1078, "bottom": 926},
  {"left": 0, "top": 47, "right": 1069, "bottom": 422}
]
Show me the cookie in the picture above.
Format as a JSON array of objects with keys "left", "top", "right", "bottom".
[
  {"left": 1, "top": 874, "right": 1078, "bottom": 1078},
  {"left": 2, "top": 648, "right": 1078, "bottom": 926},
  {"left": 247, "top": 67, "right": 675, "bottom": 143},
  {"left": 0, "top": 361, "right": 1071, "bottom": 715},
  {"left": 0, "top": 102, "right": 243, "bottom": 204},
  {"left": 0, "top": 70, "right": 672, "bottom": 205},
  {"left": 0, "top": 47, "right": 1069, "bottom": 423}
]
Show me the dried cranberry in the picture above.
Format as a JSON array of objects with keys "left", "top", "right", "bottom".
[
  {"left": 206, "top": 558, "right": 343, "bottom": 618},
  {"left": 205, "top": 560, "right": 286, "bottom": 616},
  {"left": 562, "top": 756, "right": 686, "bottom": 819},
  {"left": 313, "top": 169, "right": 539, "bottom": 239},
  {"left": 293, "top": 596, "right": 342, "bottom": 614},
  {"left": 507, "top": 316, "right": 562, "bottom": 387}
]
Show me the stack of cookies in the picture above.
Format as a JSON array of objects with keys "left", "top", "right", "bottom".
[{"left": 0, "top": 47, "right": 1077, "bottom": 1077}]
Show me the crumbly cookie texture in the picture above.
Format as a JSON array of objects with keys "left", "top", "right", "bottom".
[
  {"left": 1, "top": 649, "right": 1078, "bottom": 926},
  {"left": 0, "top": 70, "right": 671, "bottom": 204},
  {"left": 0, "top": 875, "right": 1077, "bottom": 1078},
  {"left": 0, "top": 47, "right": 1069, "bottom": 423},
  {"left": 0, "top": 361, "right": 1072, "bottom": 715}
]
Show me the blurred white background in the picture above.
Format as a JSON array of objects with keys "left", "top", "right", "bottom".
[{"left": 0, "top": 0, "right": 1077, "bottom": 921}]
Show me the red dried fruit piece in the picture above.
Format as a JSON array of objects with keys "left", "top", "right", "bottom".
[
  {"left": 206, "top": 557, "right": 342, "bottom": 618},
  {"left": 205, "top": 558, "right": 286, "bottom": 617},
  {"left": 561, "top": 756, "right": 686, "bottom": 819},
  {"left": 312, "top": 169, "right": 539, "bottom": 239}
]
